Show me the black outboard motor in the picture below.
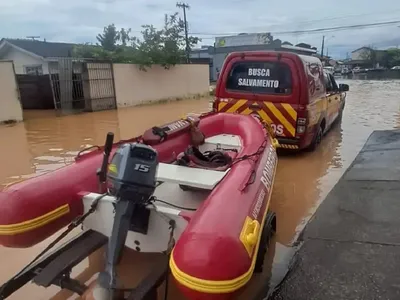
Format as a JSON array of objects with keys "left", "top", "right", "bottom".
[{"left": 97, "top": 143, "right": 158, "bottom": 299}]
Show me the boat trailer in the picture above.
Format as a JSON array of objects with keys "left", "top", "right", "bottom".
[{"left": 0, "top": 229, "right": 169, "bottom": 300}]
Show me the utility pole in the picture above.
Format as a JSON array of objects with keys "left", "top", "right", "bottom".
[
  {"left": 321, "top": 35, "right": 325, "bottom": 58},
  {"left": 176, "top": 2, "right": 190, "bottom": 63}
]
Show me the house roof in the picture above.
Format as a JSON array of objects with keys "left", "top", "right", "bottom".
[
  {"left": 0, "top": 38, "right": 76, "bottom": 58},
  {"left": 351, "top": 46, "right": 372, "bottom": 53},
  {"left": 280, "top": 44, "right": 317, "bottom": 54}
]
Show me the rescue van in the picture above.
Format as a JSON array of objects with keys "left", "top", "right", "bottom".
[{"left": 213, "top": 51, "right": 349, "bottom": 151}]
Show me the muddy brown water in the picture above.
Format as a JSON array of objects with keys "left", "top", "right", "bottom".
[{"left": 1, "top": 80, "right": 400, "bottom": 300}]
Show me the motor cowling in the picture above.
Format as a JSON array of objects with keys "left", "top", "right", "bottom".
[{"left": 107, "top": 143, "right": 159, "bottom": 203}]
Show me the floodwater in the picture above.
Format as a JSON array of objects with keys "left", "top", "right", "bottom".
[{"left": 1, "top": 79, "right": 400, "bottom": 299}]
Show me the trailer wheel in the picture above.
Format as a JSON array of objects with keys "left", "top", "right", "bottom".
[{"left": 254, "top": 211, "right": 276, "bottom": 273}]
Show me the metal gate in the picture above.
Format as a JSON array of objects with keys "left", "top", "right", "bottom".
[
  {"left": 83, "top": 62, "right": 117, "bottom": 111},
  {"left": 48, "top": 58, "right": 116, "bottom": 114}
]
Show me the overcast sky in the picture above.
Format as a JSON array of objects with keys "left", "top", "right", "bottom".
[{"left": 1, "top": 0, "right": 400, "bottom": 58}]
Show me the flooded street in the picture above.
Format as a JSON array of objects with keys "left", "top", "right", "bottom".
[{"left": 1, "top": 79, "right": 400, "bottom": 299}]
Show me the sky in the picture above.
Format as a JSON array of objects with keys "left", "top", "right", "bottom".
[{"left": 1, "top": 0, "right": 400, "bottom": 59}]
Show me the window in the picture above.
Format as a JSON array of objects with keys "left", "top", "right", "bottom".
[
  {"left": 226, "top": 61, "right": 292, "bottom": 95},
  {"left": 324, "top": 72, "right": 339, "bottom": 92},
  {"left": 328, "top": 74, "right": 339, "bottom": 91},
  {"left": 323, "top": 72, "right": 333, "bottom": 92},
  {"left": 24, "top": 65, "right": 43, "bottom": 75}
]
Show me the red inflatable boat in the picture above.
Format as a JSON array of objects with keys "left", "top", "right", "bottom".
[
  {"left": 0, "top": 114, "right": 203, "bottom": 248},
  {"left": 0, "top": 112, "right": 278, "bottom": 300}
]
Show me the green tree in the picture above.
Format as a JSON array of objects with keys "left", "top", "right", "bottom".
[
  {"left": 96, "top": 24, "right": 120, "bottom": 51},
  {"left": 73, "top": 12, "right": 200, "bottom": 69},
  {"left": 133, "top": 13, "right": 200, "bottom": 69},
  {"left": 119, "top": 28, "right": 132, "bottom": 46},
  {"left": 73, "top": 43, "right": 138, "bottom": 62},
  {"left": 386, "top": 48, "right": 400, "bottom": 67}
]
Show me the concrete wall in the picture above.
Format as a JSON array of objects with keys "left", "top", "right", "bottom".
[
  {"left": 0, "top": 61, "right": 23, "bottom": 123},
  {"left": 1, "top": 48, "right": 49, "bottom": 74},
  {"left": 113, "top": 64, "right": 209, "bottom": 107},
  {"left": 351, "top": 48, "right": 370, "bottom": 61}
]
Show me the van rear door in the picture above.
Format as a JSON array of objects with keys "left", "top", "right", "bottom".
[{"left": 216, "top": 54, "right": 301, "bottom": 139}]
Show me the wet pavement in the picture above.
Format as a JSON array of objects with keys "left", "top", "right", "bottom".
[
  {"left": 1, "top": 79, "right": 400, "bottom": 299},
  {"left": 269, "top": 129, "right": 400, "bottom": 300}
]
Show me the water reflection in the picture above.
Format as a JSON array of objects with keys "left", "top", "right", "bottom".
[
  {"left": 0, "top": 123, "right": 33, "bottom": 186},
  {"left": 271, "top": 122, "right": 343, "bottom": 246},
  {"left": 340, "top": 71, "right": 400, "bottom": 81},
  {"left": 240, "top": 237, "right": 301, "bottom": 300}
]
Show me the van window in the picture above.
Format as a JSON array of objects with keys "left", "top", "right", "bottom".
[
  {"left": 324, "top": 72, "right": 334, "bottom": 92},
  {"left": 226, "top": 61, "right": 292, "bottom": 95},
  {"left": 328, "top": 73, "right": 339, "bottom": 91}
]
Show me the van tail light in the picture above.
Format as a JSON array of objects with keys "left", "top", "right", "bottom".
[
  {"left": 297, "top": 117, "right": 307, "bottom": 134},
  {"left": 297, "top": 118, "right": 307, "bottom": 125},
  {"left": 296, "top": 106, "right": 308, "bottom": 136},
  {"left": 297, "top": 124, "right": 306, "bottom": 134}
]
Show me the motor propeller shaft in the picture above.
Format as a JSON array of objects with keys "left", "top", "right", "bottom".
[{"left": 98, "top": 200, "right": 137, "bottom": 298}]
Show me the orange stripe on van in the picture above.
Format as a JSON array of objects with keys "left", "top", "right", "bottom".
[
  {"left": 281, "top": 103, "right": 297, "bottom": 121},
  {"left": 216, "top": 99, "right": 297, "bottom": 137}
]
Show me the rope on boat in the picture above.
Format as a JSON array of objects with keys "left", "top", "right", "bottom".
[
  {"left": 227, "top": 120, "right": 277, "bottom": 190},
  {"left": 149, "top": 196, "right": 197, "bottom": 211},
  {"left": 229, "top": 115, "right": 278, "bottom": 169},
  {"left": 230, "top": 137, "right": 269, "bottom": 168},
  {"left": 75, "top": 145, "right": 101, "bottom": 158},
  {"left": 0, "top": 193, "right": 108, "bottom": 299}
]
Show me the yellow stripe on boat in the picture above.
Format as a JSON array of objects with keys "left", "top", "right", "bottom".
[
  {"left": 169, "top": 163, "right": 277, "bottom": 294},
  {"left": 0, "top": 204, "right": 70, "bottom": 235}
]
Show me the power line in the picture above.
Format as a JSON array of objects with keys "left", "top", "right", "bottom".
[
  {"left": 189, "top": 20, "right": 400, "bottom": 37},
  {"left": 125, "top": 10, "right": 400, "bottom": 37},
  {"left": 276, "top": 20, "right": 400, "bottom": 35},
  {"left": 265, "top": 8, "right": 400, "bottom": 28}
]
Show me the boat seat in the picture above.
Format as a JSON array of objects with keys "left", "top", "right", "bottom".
[
  {"left": 156, "top": 163, "right": 229, "bottom": 190},
  {"left": 203, "top": 134, "right": 241, "bottom": 149}
]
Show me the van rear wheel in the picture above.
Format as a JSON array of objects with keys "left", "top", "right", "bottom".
[
  {"left": 307, "top": 125, "right": 323, "bottom": 152},
  {"left": 337, "top": 104, "right": 345, "bottom": 121}
]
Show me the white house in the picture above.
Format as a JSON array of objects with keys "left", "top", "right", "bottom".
[
  {"left": 0, "top": 38, "right": 76, "bottom": 75},
  {"left": 351, "top": 47, "right": 372, "bottom": 61}
]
